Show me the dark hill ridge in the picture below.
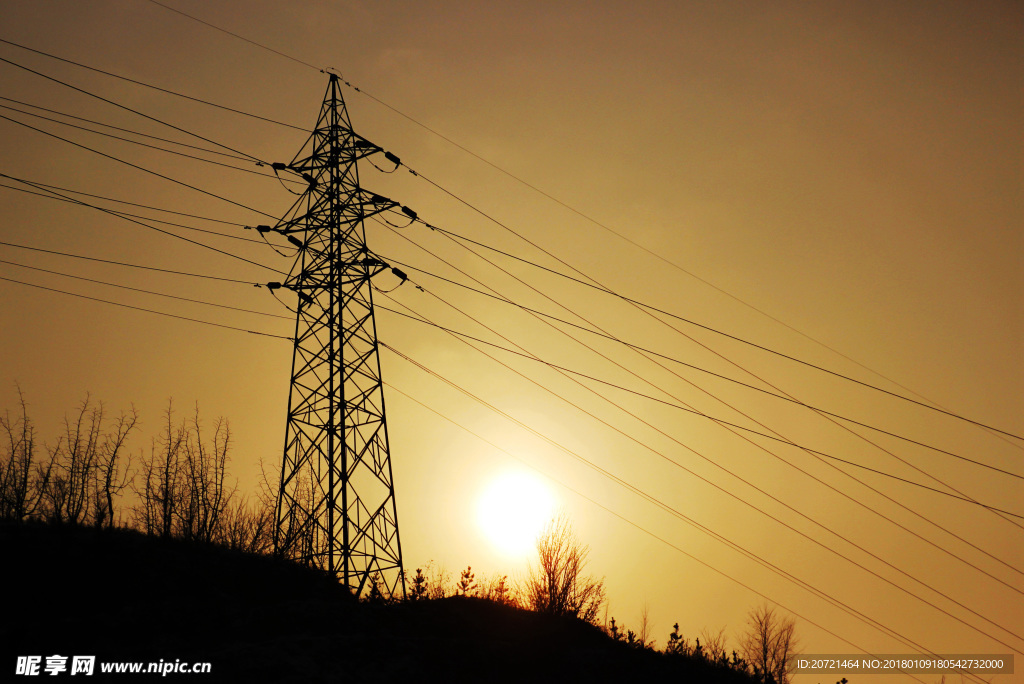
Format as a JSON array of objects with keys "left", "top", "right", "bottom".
[{"left": 1, "top": 521, "right": 757, "bottom": 682}]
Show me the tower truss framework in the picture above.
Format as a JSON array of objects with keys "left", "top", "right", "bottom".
[{"left": 274, "top": 74, "right": 405, "bottom": 599}]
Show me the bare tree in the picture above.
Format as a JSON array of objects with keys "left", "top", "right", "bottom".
[
  {"left": 0, "top": 387, "right": 51, "bottom": 520},
  {"left": 699, "top": 625, "right": 731, "bottom": 665},
  {"left": 219, "top": 495, "right": 274, "bottom": 553},
  {"left": 2, "top": 390, "right": 138, "bottom": 526},
  {"left": 637, "top": 603, "right": 653, "bottom": 649},
  {"left": 741, "top": 603, "right": 798, "bottom": 684},
  {"left": 523, "top": 513, "right": 606, "bottom": 624},
  {"left": 273, "top": 470, "right": 318, "bottom": 562},
  {"left": 225, "top": 456, "right": 279, "bottom": 555},
  {"left": 426, "top": 561, "right": 452, "bottom": 600},
  {"left": 133, "top": 401, "right": 243, "bottom": 543},
  {"left": 91, "top": 407, "right": 138, "bottom": 528},
  {"left": 43, "top": 395, "right": 105, "bottom": 524},
  {"left": 178, "top": 408, "right": 234, "bottom": 543},
  {"left": 1, "top": 391, "right": 270, "bottom": 549},
  {"left": 134, "top": 401, "right": 186, "bottom": 537}
]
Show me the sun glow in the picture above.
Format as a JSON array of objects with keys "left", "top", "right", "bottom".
[{"left": 477, "top": 471, "right": 556, "bottom": 557}]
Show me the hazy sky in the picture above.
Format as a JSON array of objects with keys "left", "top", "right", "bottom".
[{"left": 1, "top": 1, "right": 1021, "bottom": 681}]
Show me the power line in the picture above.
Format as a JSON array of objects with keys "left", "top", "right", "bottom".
[
  {"left": 0, "top": 274, "right": 290, "bottom": 340},
  {"left": 0, "top": 95, "right": 254, "bottom": 160},
  {"left": 385, "top": 379, "right": 933, "bottom": 684},
  {"left": 399, "top": 153, "right": 977, "bottom": 441},
  {"left": 0, "top": 34, "right": 974, "bottom": 454},
  {"left": 11, "top": 23, "right": 1007, "bottom": 444},
  {"left": 413, "top": 216, "right": 1023, "bottom": 442},
  {"left": 303, "top": 216, "right": 1024, "bottom": 607},
  {"left": 134, "top": 0, "right": 1001, "bottom": 457},
  {"left": 0, "top": 176, "right": 247, "bottom": 227},
  {"left": 0, "top": 182, "right": 264, "bottom": 244},
  {"left": 29, "top": 7, "right": 1007, "bottom": 667},
  {"left": 377, "top": 289, "right": 1024, "bottom": 647},
  {"left": 1, "top": 241, "right": 984, "bottom": 674},
  {"left": 137, "top": 0, "right": 1015, "bottom": 461},
  {"left": 0, "top": 114, "right": 281, "bottom": 221},
  {"left": 376, "top": 217, "right": 1024, "bottom": 579},
  {"left": 376, "top": 295, "right": 1024, "bottom": 647},
  {"left": 0, "top": 218, "right": 999, "bottom": 667},
  {"left": 393, "top": 161, "right": 1024, "bottom": 542},
  {"left": 422, "top": 214, "right": 1024, "bottom": 552},
  {"left": 312, "top": 49, "right": 1023, "bottom": 458},
  {"left": 383, "top": 252, "right": 1021, "bottom": 481},
  {"left": 376, "top": 302, "right": 1024, "bottom": 504},
  {"left": 415, "top": 214, "right": 1024, "bottom": 535},
  {"left": 144, "top": 1, "right": 322, "bottom": 72},
  {"left": 239, "top": 32, "right": 1022, "bottom": 451},
  {"left": 0, "top": 53, "right": 266, "bottom": 165},
  {"left": 0, "top": 239, "right": 261, "bottom": 284},
  {"left": 0, "top": 102, "right": 287, "bottom": 180},
  {"left": 134, "top": 0, "right": 1023, "bottom": 452},
  {"left": 382, "top": 341, "right": 1011, "bottom": 672},
  {"left": 2, "top": 174, "right": 296, "bottom": 252},
  {"left": 0, "top": 258, "right": 288, "bottom": 319},
  {"left": 1, "top": 174, "right": 284, "bottom": 274},
  {"left": 0, "top": 230, "right": 952, "bottom": 675},
  {"left": 0, "top": 37, "right": 309, "bottom": 131}
]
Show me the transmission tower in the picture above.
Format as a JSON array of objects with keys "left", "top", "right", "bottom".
[{"left": 273, "top": 74, "right": 405, "bottom": 599}]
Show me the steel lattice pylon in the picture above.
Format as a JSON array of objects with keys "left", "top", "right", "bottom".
[{"left": 274, "top": 74, "right": 405, "bottom": 599}]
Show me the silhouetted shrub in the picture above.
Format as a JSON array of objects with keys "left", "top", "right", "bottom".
[
  {"left": 458, "top": 565, "right": 478, "bottom": 597},
  {"left": 480, "top": 573, "right": 517, "bottom": 606},
  {"left": 408, "top": 567, "right": 429, "bottom": 601},
  {"left": 522, "top": 513, "right": 606, "bottom": 624}
]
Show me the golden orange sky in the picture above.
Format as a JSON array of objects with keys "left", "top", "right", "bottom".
[{"left": 1, "top": 2, "right": 1021, "bottom": 681}]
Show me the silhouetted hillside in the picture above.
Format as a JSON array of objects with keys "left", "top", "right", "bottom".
[{"left": 2, "top": 521, "right": 758, "bottom": 682}]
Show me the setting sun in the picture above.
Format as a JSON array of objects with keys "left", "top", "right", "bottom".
[{"left": 477, "top": 471, "right": 556, "bottom": 557}]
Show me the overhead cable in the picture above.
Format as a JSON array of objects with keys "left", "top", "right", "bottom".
[
  {"left": 385, "top": 379, "right": 932, "bottom": 683},
  {"left": 382, "top": 341, "right": 1013, "bottom": 669},
  {"left": 0, "top": 96, "right": 254, "bottom": 161},
  {"left": 376, "top": 294, "right": 1024, "bottom": 646},
  {"left": 0, "top": 182, "right": 264, "bottom": 245},
  {"left": 378, "top": 219, "right": 1024, "bottom": 578},
  {"left": 383, "top": 254, "right": 1021, "bottom": 481},
  {"left": 0, "top": 53, "right": 266, "bottom": 165},
  {"left": 0, "top": 103, "right": 285, "bottom": 179},
  {"left": 0, "top": 37, "right": 308, "bottom": 131},
  {"left": 0, "top": 239, "right": 263, "bottom": 285},
  {"left": 0, "top": 115, "right": 281, "bottom": 221},
  {"left": 1, "top": 174, "right": 284, "bottom": 274},
  {"left": 377, "top": 302, "right": 1024, "bottom": 505},
  {"left": 0, "top": 274, "right": 290, "bottom": 340},
  {"left": 417, "top": 216, "right": 1023, "bottom": 441},
  {"left": 1, "top": 258, "right": 288, "bottom": 319}
]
